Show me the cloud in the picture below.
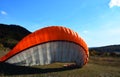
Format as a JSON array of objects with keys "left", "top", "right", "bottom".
[
  {"left": 83, "top": 30, "right": 88, "bottom": 34},
  {"left": 109, "top": 0, "right": 120, "bottom": 8},
  {"left": 0, "top": 10, "right": 7, "bottom": 15}
]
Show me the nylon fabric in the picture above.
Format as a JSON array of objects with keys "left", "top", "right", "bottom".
[
  {"left": 0, "top": 26, "right": 88, "bottom": 63},
  {"left": 6, "top": 41, "right": 86, "bottom": 67}
]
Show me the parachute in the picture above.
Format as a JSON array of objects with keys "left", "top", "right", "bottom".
[{"left": 0, "top": 26, "right": 89, "bottom": 67}]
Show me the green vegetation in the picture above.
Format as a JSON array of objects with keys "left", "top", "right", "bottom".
[
  {"left": 0, "top": 24, "right": 31, "bottom": 49},
  {"left": 0, "top": 24, "right": 31, "bottom": 57}
]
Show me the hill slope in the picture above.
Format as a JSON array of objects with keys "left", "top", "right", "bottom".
[
  {"left": 89, "top": 45, "right": 120, "bottom": 56},
  {"left": 0, "top": 24, "right": 31, "bottom": 57},
  {"left": 90, "top": 45, "right": 120, "bottom": 52}
]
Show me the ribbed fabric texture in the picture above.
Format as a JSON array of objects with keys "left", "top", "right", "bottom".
[
  {"left": 6, "top": 41, "right": 86, "bottom": 67},
  {"left": 0, "top": 26, "right": 89, "bottom": 66}
]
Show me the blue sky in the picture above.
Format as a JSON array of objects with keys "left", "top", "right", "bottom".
[{"left": 0, "top": 0, "right": 120, "bottom": 47}]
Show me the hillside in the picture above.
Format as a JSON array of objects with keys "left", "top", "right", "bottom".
[
  {"left": 90, "top": 45, "right": 120, "bottom": 52},
  {"left": 0, "top": 24, "right": 31, "bottom": 56},
  {"left": 89, "top": 45, "right": 120, "bottom": 56}
]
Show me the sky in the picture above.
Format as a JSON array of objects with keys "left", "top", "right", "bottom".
[{"left": 0, "top": 0, "right": 120, "bottom": 47}]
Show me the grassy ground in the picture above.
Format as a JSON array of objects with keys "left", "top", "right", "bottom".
[{"left": 0, "top": 56, "right": 120, "bottom": 77}]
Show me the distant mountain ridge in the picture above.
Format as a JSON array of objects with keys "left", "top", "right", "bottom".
[
  {"left": 89, "top": 45, "right": 120, "bottom": 52},
  {"left": 0, "top": 24, "right": 31, "bottom": 49},
  {"left": 89, "top": 45, "right": 120, "bottom": 56}
]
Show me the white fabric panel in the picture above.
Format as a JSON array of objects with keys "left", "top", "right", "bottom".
[
  {"left": 46, "top": 43, "right": 51, "bottom": 64},
  {"left": 62, "top": 42, "right": 67, "bottom": 62},
  {"left": 30, "top": 48, "right": 35, "bottom": 65},
  {"left": 55, "top": 41, "right": 62, "bottom": 62},
  {"left": 38, "top": 45, "right": 44, "bottom": 65},
  {"left": 42, "top": 44, "right": 47, "bottom": 64},
  {"left": 49, "top": 42, "right": 55, "bottom": 62},
  {"left": 6, "top": 41, "right": 86, "bottom": 67},
  {"left": 33, "top": 46, "right": 39, "bottom": 65},
  {"left": 69, "top": 42, "right": 75, "bottom": 62}
]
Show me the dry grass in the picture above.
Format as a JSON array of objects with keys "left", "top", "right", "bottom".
[{"left": 0, "top": 56, "right": 120, "bottom": 77}]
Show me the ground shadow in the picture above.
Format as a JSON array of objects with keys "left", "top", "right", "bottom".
[{"left": 0, "top": 62, "right": 80, "bottom": 76}]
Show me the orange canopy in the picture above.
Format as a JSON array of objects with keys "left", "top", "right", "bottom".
[{"left": 0, "top": 26, "right": 89, "bottom": 62}]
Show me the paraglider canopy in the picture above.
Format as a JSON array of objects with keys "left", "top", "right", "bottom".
[{"left": 0, "top": 26, "right": 89, "bottom": 67}]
